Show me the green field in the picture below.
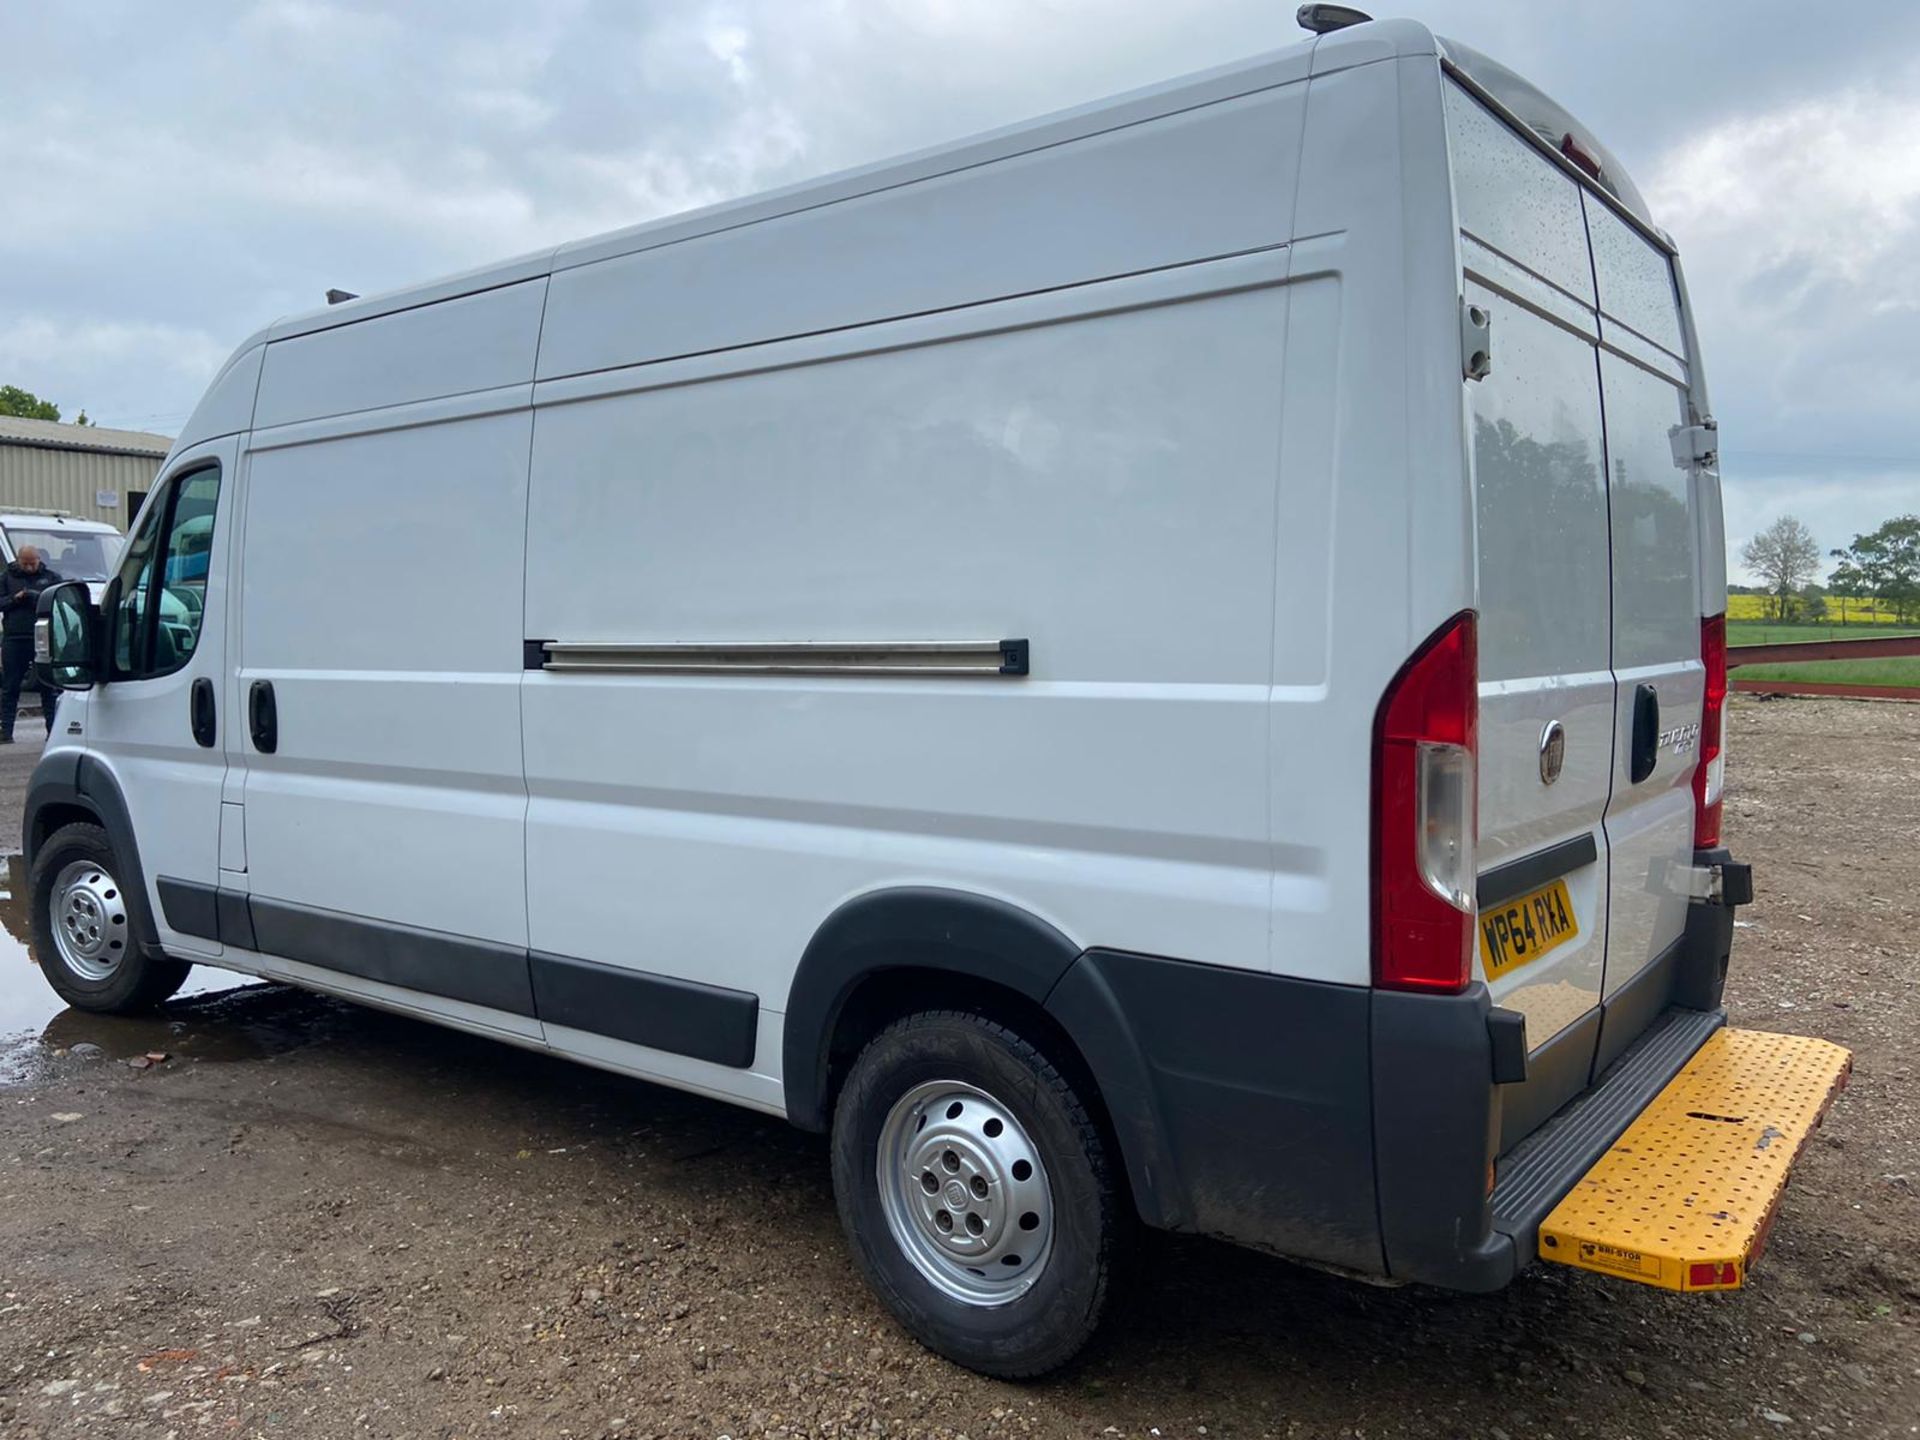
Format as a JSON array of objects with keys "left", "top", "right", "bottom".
[
  {"left": 1733, "top": 657, "right": 1920, "bottom": 688},
  {"left": 1726, "top": 620, "right": 1920, "bottom": 689},
  {"left": 1727, "top": 620, "right": 1920, "bottom": 647}
]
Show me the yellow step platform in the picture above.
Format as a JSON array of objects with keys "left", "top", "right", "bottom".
[{"left": 1538, "top": 1027, "right": 1851, "bottom": 1292}]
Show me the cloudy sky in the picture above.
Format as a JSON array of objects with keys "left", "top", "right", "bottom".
[{"left": 3, "top": 0, "right": 1917, "bottom": 579}]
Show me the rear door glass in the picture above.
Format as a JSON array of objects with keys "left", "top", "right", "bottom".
[
  {"left": 1587, "top": 201, "right": 1686, "bottom": 359},
  {"left": 1603, "top": 357, "right": 1696, "bottom": 668},
  {"left": 1596, "top": 349, "right": 1702, "bottom": 1008},
  {"left": 1443, "top": 82, "right": 1595, "bottom": 306},
  {"left": 1447, "top": 79, "right": 1614, "bottom": 1075}
]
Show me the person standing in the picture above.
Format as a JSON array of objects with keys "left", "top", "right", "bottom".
[{"left": 1, "top": 545, "right": 63, "bottom": 743}]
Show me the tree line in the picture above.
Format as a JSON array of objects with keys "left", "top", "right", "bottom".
[
  {"left": 1740, "top": 513, "right": 1920, "bottom": 624},
  {"left": 0, "top": 383, "right": 90, "bottom": 426}
]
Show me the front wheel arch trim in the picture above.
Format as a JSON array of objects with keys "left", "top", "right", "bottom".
[{"left": 24, "top": 751, "right": 163, "bottom": 958}]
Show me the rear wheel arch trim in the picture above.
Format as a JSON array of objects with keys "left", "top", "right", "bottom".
[{"left": 781, "top": 887, "right": 1083, "bottom": 1133}]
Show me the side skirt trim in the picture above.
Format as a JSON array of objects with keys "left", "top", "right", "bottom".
[
  {"left": 157, "top": 877, "right": 221, "bottom": 943},
  {"left": 150, "top": 880, "right": 758, "bottom": 1067},
  {"left": 248, "top": 896, "right": 537, "bottom": 1019},
  {"left": 530, "top": 951, "right": 758, "bottom": 1069}
]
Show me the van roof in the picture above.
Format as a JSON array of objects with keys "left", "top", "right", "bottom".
[
  {"left": 1436, "top": 35, "right": 1657, "bottom": 236},
  {"left": 250, "top": 19, "right": 1444, "bottom": 350},
  {"left": 0, "top": 511, "right": 122, "bottom": 534},
  {"left": 192, "top": 18, "right": 1658, "bottom": 426}
]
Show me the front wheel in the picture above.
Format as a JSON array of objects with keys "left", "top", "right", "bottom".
[
  {"left": 29, "top": 822, "right": 190, "bottom": 1013},
  {"left": 830, "top": 1010, "right": 1126, "bottom": 1378}
]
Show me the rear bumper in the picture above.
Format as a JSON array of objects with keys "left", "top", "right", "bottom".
[
  {"left": 1377, "top": 857, "right": 1745, "bottom": 1291},
  {"left": 1049, "top": 849, "right": 1749, "bottom": 1289}
]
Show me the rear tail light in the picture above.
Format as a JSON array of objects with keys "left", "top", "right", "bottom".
[
  {"left": 1373, "top": 612, "right": 1479, "bottom": 994},
  {"left": 1694, "top": 613, "right": 1728, "bottom": 847}
]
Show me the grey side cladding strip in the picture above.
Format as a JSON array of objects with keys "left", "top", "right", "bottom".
[
  {"left": 216, "top": 889, "right": 257, "bottom": 952},
  {"left": 151, "top": 884, "right": 759, "bottom": 1068},
  {"left": 248, "top": 896, "right": 538, "bottom": 1019},
  {"left": 156, "top": 878, "right": 259, "bottom": 952},
  {"left": 530, "top": 952, "right": 758, "bottom": 1069},
  {"left": 1477, "top": 833, "right": 1599, "bottom": 910},
  {"left": 157, "top": 877, "right": 220, "bottom": 942}
]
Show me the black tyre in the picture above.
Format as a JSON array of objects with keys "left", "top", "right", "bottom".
[
  {"left": 830, "top": 1009, "right": 1125, "bottom": 1378},
  {"left": 29, "top": 822, "right": 190, "bottom": 1013}
]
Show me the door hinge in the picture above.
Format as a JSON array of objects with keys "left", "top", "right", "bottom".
[
  {"left": 1669, "top": 418, "right": 1718, "bottom": 470},
  {"left": 1460, "top": 297, "right": 1492, "bottom": 382},
  {"left": 1677, "top": 860, "right": 1752, "bottom": 906}
]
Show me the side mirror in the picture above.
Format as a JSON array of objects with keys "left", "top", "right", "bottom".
[{"left": 33, "top": 581, "right": 100, "bottom": 692}]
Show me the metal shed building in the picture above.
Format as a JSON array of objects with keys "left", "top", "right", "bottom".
[{"left": 0, "top": 416, "right": 173, "bottom": 533}]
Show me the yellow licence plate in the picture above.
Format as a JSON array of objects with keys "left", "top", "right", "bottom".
[{"left": 1478, "top": 879, "right": 1578, "bottom": 980}]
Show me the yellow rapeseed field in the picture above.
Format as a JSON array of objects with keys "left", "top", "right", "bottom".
[{"left": 1727, "top": 593, "right": 1906, "bottom": 624}]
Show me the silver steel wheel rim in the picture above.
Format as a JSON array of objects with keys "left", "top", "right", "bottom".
[
  {"left": 876, "top": 1079, "right": 1055, "bottom": 1307},
  {"left": 50, "top": 858, "right": 129, "bottom": 982}
]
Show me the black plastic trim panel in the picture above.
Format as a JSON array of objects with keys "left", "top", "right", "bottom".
[
  {"left": 783, "top": 888, "right": 1081, "bottom": 1131},
  {"left": 1371, "top": 982, "right": 1507, "bottom": 1289},
  {"left": 1497, "top": 1007, "right": 1601, "bottom": 1155},
  {"left": 249, "top": 897, "right": 538, "bottom": 1019},
  {"left": 1593, "top": 935, "right": 1681, "bottom": 1075},
  {"left": 531, "top": 952, "right": 758, "bottom": 1068},
  {"left": 74, "top": 755, "right": 166, "bottom": 959},
  {"left": 157, "top": 877, "right": 220, "bottom": 941},
  {"left": 1673, "top": 845, "right": 1741, "bottom": 1011},
  {"left": 1487, "top": 1006, "right": 1529, "bottom": 1085},
  {"left": 1049, "top": 951, "right": 1380, "bottom": 1271},
  {"left": 22, "top": 748, "right": 84, "bottom": 870},
  {"left": 216, "top": 888, "right": 257, "bottom": 952},
  {"left": 1477, "top": 833, "right": 1598, "bottom": 910},
  {"left": 143, "top": 882, "right": 760, "bottom": 1068}
]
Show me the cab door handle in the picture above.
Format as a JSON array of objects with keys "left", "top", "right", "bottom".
[
  {"left": 248, "top": 679, "right": 278, "bottom": 754},
  {"left": 1630, "top": 683, "right": 1659, "bottom": 784},
  {"left": 189, "top": 677, "right": 216, "bottom": 748}
]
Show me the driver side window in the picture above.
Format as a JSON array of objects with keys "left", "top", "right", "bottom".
[{"left": 110, "top": 465, "right": 222, "bottom": 680}]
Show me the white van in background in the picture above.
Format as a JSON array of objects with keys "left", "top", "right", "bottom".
[
  {"left": 21, "top": 12, "right": 1849, "bottom": 1378},
  {"left": 0, "top": 511, "right": 122, "bottom": 601}
]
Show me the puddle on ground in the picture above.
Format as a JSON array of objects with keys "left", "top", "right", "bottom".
[{"left": 0, "top": 853, "right": 327, "bottom": 1083}]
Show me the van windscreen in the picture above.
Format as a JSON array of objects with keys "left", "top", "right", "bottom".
[{"left": 5, "top": 528, "right": 118, "bottom": 581}]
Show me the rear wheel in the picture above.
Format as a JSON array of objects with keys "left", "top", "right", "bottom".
[
  {"left": 29, "top": 822, "right": 189, "bottom": 1013},
  {"left": 830, "top": 1010, "right": 1124, "bottom": 1378}
]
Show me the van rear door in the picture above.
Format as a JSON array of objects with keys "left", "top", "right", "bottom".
[
  {"left": 1585, "top": 199, "right": 1705, "bottom": 1068},
  {"left": 1446, "top": 81, "right": 1614, "bottom": 1138}
]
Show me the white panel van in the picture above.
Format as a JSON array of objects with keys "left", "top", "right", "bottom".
[{"left": 21, "top": 15, "right": 1841, "bottom": 1377}]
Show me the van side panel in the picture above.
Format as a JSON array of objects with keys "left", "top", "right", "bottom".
[
  {"left": 252, "top": 280, "right": 549, "bottom": 431},
  {"left": 521, "top": 272, "right": 1290, "bottom": 1028},
  {"left": 237, "top": 404, "right": 534, "bottom": 957},
  {"left": 1273, "top": 56, "right": 1476, "bottom": 982},
  {"left": 536, "top": 86, "right": 1306, "bottom": 382}
]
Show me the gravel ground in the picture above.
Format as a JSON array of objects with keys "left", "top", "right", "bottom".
[{"left": 0, "top": 696, "right": 1915, "bottom": 1439}]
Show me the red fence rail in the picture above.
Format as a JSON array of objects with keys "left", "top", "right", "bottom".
[
  {"left": 1726, "top": 634, "right": 1920, "bottom": 666},
  {"left": 1728, "top": 632, "right": 1920, "bottom": 702}
]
